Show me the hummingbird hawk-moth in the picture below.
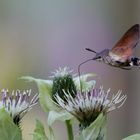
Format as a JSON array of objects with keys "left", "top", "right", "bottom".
[{"left": 85, "top": 24, "right": 140, "bottom": 70}]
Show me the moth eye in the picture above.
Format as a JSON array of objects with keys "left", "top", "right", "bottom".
[
  {"left": 97, "top": 56, "right": 102, "bottom": 61},
  {"left": 97, "top": 56, "right": 101, "bottom": 59}
]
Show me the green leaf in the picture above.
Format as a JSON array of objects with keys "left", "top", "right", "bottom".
[
  {"left": 33, "top": 120, "right": 48, "bottom": 140},
  {"left": 33, "top": 120, "right": 55, "bottom": 140},
  {"left": 21, "top": 76, "right": 56, "bottom": 112},
  {"left": 74, "top": 73, "right": 96, "bottom": 92},
  {"left": 122, "top": 134, "right": 140, "bottom": 140},
  {"left": 47, "top": 110, "right": 74, "bottom": 126},
  {"left": 75, "top": 113, "right": 107, "bottom": 140},
  {"left": 0, "top": 108, "right": 22, "bottom": 140}
]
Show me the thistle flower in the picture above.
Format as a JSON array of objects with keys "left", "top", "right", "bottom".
[
  {"left": 0, "top": 89, "right": 39, "bottom": 126},
  {"left": 52, "top": 67, "right": 77, "bottom": 103},
  {"left": 51, "top": 67, "right": 73, "bottom": 78},
  {"left": 54, "top": 87, "right": 127, "bottom": 129}
]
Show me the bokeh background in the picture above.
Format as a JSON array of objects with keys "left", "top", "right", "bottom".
[{"left": 0, "top": 0, "right": 140, "bottom": 140}]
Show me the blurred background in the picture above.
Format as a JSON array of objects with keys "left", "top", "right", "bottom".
[{"left": 0, "top": 0, "right": 140, "bottom": 140}]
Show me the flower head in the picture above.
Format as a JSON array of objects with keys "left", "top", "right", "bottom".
[
  {"left": 54, "top": 87, "right": 127, "bottom": 129},
  {"left": 52, "top": 67, "right": 77, "bottom": 103},
  {"left": 0, "top": 89, "right": 39, "bottom": 126},
  {"left": 51, "top": 67, "right": 73, "bottom": 78}
]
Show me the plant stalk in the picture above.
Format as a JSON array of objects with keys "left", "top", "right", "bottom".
[{"left": 65, "top": 120, "right": 74, "bottom": 140}]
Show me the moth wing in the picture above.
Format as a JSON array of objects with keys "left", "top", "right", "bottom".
[{"left": 110, "top": 24, "right": 140, "bottom": 61}]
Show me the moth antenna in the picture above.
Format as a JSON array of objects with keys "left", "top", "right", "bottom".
[
  {"left": 78, "top": 58, "right": 94, "bottom": 93},
  {"left": 85, "top": 48, "right": 97, "bottom": 54}
]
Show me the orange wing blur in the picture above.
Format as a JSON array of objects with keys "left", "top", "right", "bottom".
[{"left": 110, "top": 24, "right": 140, "bottom": 60}]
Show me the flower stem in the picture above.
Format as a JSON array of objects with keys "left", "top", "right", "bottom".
[{"left": 65, "top": 120, "right": 74, "bottom": 140}]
